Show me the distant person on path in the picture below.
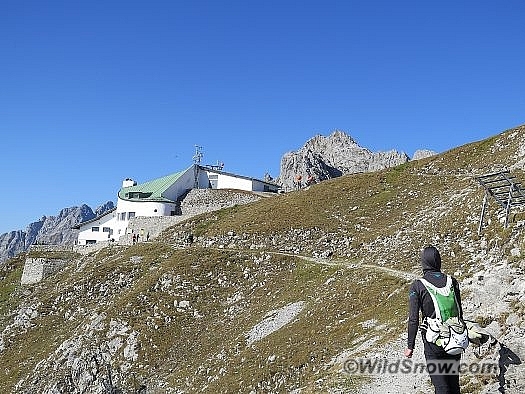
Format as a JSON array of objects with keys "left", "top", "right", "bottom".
[
  {"left": 404, "top": 246, "right": 464, "bottom": 394},
  {"left": 295, "top": 174, "right": 302, "bottom": 190},
  {"left": 306, "top": 173, "right": 315, "bottom": 186}
]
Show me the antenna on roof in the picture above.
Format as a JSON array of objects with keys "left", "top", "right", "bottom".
[{"left": 193, "top": 145, "right": 203, "bottom": 164}]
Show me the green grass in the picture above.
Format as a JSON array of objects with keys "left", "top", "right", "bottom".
[
  {"left": 0, "top": 255, "right": 25, "bottom": 318},
  {"left": 2, "top": 123, "right": 525, "bottom": 392},
  {"left": 0, "top": 245, "right": 412, "bottom": 393}
]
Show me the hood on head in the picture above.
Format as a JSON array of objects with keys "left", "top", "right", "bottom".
[{"left": 421, "top": 246, "right": 442, "bottom": 272}]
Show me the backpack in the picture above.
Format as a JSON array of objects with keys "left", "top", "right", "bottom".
[{"left": 419, "top": 275, "right": 469, "bottom": 355}]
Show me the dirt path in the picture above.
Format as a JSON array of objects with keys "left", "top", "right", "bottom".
[
  {"left": 208, "top": 247, "right": 431, "bottom": 392},
  {"left": 258, "top": 251, "right": 433, "bottom": 392},
  {"left": 267, "top": 250, "right": 418, "bottom": 282}
]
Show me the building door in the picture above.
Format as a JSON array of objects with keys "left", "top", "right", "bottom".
[{"left": 209, "top": 174, "right": 218, "bottom": 189}]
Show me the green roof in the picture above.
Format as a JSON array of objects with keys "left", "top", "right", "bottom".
[{"left": 118, "top": 170, "right": 186, "bottom": 202}]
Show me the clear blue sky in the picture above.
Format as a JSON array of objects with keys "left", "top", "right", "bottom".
[{"left": 1, "top": 1, "right": 524, "bottom": 234}]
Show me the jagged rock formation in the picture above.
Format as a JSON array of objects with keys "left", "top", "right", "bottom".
[
  {"left": 277, "top": 130, "right": 411, "bottom": 190},
  {"left": 412, "top": 149, "right": 437, "bottom": 160},
  {"left": 0, "top": 202, "right": 114, "bottom": 264}
]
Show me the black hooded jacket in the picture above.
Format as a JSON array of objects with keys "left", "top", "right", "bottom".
[{"left": 407, "top": 247, "right": 463, "bottom": 355}]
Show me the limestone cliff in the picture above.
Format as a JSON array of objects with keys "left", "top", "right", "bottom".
[{"left": 276, "top": 130, "right": 417, "bottom": 190}]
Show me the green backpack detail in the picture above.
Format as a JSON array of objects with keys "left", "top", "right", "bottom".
[{"left": 420, "top": 276, "right": 469, "bottom": 355}]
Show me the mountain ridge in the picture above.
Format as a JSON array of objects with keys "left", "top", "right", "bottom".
[
  {"left": 0, "top": 202, "right": 115, "bottom": 264},
  {"left": 0, "top": 131, "right": 433, "bottom": 263},
  {"left": 276, "top": 130, "right": 435, "bottom": 190},
  {"left": 1, "top": 123, "right": 524, "bottom": 392}
]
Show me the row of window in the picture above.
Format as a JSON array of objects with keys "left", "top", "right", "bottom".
[
  {"left": 118, "top": 212, "right": 136, "bottom": 220},
  {"left": 91, "top": 227, "right": 112, "bottom": 233},
  {"left": 90, "top": 211, "right": 137, "bottom": 233},
  {"left": 126, "top": 192, "right": 152, "bottom": 199}
]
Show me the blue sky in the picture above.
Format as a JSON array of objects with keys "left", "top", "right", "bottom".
[{"left": 1, "top": 1, "right": 524, "bottom": 234}]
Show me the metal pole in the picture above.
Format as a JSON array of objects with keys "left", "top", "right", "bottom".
[
  {"left": 194, "top": 164, "right": 199, "bottom": 189},
  {"left": 478, "top": 192, "right": 488, "bottom": 235},
  {"left": 504, "top": 184, "right": 513, "bottom": 228}
]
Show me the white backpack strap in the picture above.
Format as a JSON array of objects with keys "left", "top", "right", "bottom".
[
  {"left": 419, "top": 276, "right": 452, "bottom": 295},
  {"left": 419, "top": 276, "right": 452, "bottom": 321}
]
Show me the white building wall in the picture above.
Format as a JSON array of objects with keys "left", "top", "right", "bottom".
[
  {"left": 218, "top": 173, "right": 252, "bottom": 190},
  {"left": 200, "top": 167, "right": 278, "bottom": 192},
  {"left": 114, "top": 199, "right": 180, "bottom": 241},
  {"left": 77, "top": 212, "right": 117, "bottom": 245},
  {"left": 117, "top": 199, "right": 179, "bottom": 218},
  {"left": 197, "top": 167, "right": 212, "bottom": 188},
  {"left": 163, "top": 166, "right": 196, "bottom": 200}
]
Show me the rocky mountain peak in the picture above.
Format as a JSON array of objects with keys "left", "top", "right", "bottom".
[
  {"left": 303, "top": 130, "right": 358, "bottom": 152},
  {"left": 276, "top": 130, "right": 412, "bottom": 190},
  {"left": 412, "top": 149, "right": 437, "bottom": 160}
]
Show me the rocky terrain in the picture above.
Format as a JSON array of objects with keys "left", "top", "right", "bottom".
[
  {"left": 1, "top": 125, "right": 524, "bottom": 393},
  {"left": 0, "top": 202, "right": 115, "bottom": 264},
  {"left": 276, "top": 130, "right": 435, "bottom": 190},
  {"left": 0, "top": 130, "right": 433, "bottom": 264}
]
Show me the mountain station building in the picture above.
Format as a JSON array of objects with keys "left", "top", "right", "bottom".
[{"left": 74, "top": 164, "right": 279, "bottom": 245}]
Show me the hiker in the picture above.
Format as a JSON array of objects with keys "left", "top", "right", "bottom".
[
  {"left": 404, "top": 246, "right": 465, "bottom": 394},
  {"left": 295, "top": 174, "right": 302, "bottom": 190},
  {"left": 306, "top": 173, "right": 315, "bottom": 186}
]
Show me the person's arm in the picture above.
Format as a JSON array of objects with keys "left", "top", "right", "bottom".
[{"left": 405, "top": 281, "right": 420, "bottom": 356}]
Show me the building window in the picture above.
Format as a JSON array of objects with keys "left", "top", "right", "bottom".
[
  {"left": 127, "top": 192, "right": 152, "bottom": 199},
  {"left": 86, "top": 240, "right": 96, "bottom": 244},
  {"left": 103, "top": 227, "right": 111, "bottom": 233},
  {"left": 92, "top": 227, "right": 99, "bottom": 232},
  {"left": 128, "top": 212, "right": 135, "bottom": 220},
  {"left": 119, "top": 212, "right": 126, "bottom": 221}
]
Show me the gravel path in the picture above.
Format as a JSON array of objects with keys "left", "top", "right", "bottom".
[{"left": 352, "top": 335, "right": 434, "bottom": 394}]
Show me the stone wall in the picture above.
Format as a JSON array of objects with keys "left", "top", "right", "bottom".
[
  {"left": 124, "top": 216, "right": 185, "bottom": 245},
  {"left": 29, "top": 244, "right": 74, "bottom": 253},
  {"left": 180, "top": 188, "right": 261, "bottom": 216},
  {"left": 73, "top": 240, "right": 118, "bottom": 255},
  {"left": 120, "top": 189, "right": 265, "bottom": 245},
  {"left": 20, "top": 257, "right": 68, "bottom": 285}
]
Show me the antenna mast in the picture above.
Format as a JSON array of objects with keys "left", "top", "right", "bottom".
[
  {"left": 193, "top": 145, "right": 204, "bottom": 188},
  {"left": 193, "top": 145, "right": 203, "bottom": 164}
]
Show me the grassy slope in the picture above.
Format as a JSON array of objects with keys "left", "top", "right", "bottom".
[
  {"left": 167, "top": 125, "right": 525, "bottom": 274},
  {"left": 0, "top": 245, "right": 407, "bottom": 392},
  {"left": 0, "top": 123, "right": 524, "bottom": 392}
]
